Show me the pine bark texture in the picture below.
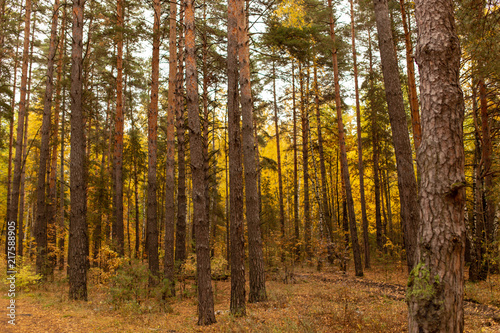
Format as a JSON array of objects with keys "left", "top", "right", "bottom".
[
  {"left": 227, "top": 0, "right": 246, "bottom": 316},
  {"left": 147, "top": 0, "right": 160, "bottom": 281},
  {"left": 164, "top": 0, "right": 176, "bottom": 296},
  {"left": 185, "top": 0, "right": 216, "bottom": 325},
  {"left": 273, "top": 61, "right": 285, "bottom": 243},
  {"left": 35, "top": 0, "right": 59, "bottom": 277},
  {"left": 113, "top": 0, "right": 125, "bottom": 256},
  {"left": 372, "top": 0, "right": 419, "bottom": 271},
  {"left": 68, "top": 0, "right": 88, "bottom": 300},
  {"left": 407, "top": 0, "right": 466, "bottom": 331},
  {"left": 237, "top": 0, "right": 266, "bottom": 303}
]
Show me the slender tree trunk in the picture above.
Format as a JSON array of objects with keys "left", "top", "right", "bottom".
[
  {"left": 112, "top": 0, "right": 125, "bottom": 256},
  {"left": 175, "top": 10, "right": 187, "bottom": 265},
  {"left": 407, "top": 0, "right": 466, "bottom": 330},
  {"left": 7, "top": 0, "right": 30, "bottom": 261},
  {"left": 238, "top": 0, "right": 266, "bottom": 302},
  {"left": 313, "top": 59, "right": 331, "bottom": 243},
  {"left": 399, "top": 0, "right": 421, "bottom": 151},
  {"left": 18, "top": 15, "right": 35, "bottom": 260},
  {"left": 185, "top": 0, "right": 216, "bottom": 324},
  {"left": 35, "top": 0, "right": 59, "bottom": 277},
  {"left": 349, "top": 0, "right": 369, "bottom": 268},
  {"left": 292, "top": 60, "right": 300, "bottom": 257},
  {"left": 164, "top": 0, "right": 176, "bottom": 295},
  {"left": 227, "top": 0, "right": 246, "bottom": 316},
  {"left": 59, "top": 84, "right": 67, "bottom": 271},
  {"left": 372, "top": 0, "right": 419, "bottom": 272},
  {"left": 299, "top": 62, "right": 311, "bottom": 259},
  {"left": 147, "top": 0, "right": 160, "bottom": 282},
  {"left": 272, "top": 60, "right": 286, "bottom": 247},
  {"left": 68, "top": 0, "right": 88, "bottom": 300},
  {"left": 328, "top": 0, "right": 363, "bottom": 277},
  {"left": 373, "top": 113, "right": 383, "bottom": 252}
]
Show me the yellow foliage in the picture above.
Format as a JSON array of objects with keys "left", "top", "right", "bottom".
[{"left": 274, "top": 0, "right": 308, "bottom": 28}]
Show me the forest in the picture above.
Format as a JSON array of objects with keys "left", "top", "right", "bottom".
[{"left": 0, "top": 0, "right": 499, "bottom": 331}]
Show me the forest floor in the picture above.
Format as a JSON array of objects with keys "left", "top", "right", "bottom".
[{"left": 1, "top": 260, "right": 499, "bottom": 333}]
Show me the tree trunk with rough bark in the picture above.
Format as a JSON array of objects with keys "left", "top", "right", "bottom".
[
  {"left": 372, "top": 0, "right": 419, "bottom": 272},
  {"left": 147, "top": 0, "right": 160, "bottom": 283},
  {"left": 68, "top": 0, "right": 88, "bottom": 300},
  {"left": 35, "top": 0, "right": 59, "bottom": 277},
  {"left": 238, "top": 0, "right": 266, "bottom": 303},
  {"left": 185, "top": 0, "right": 216, "bottom": 325},
  {"left": 407, "top": 0, "right": 466, "bottom": 331},
  {"left": 227, "top": 0, "right": 246, "bottom": 316}
]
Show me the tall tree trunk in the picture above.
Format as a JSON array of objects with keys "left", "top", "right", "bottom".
[
  {"left": 350, "top": 0, "right": 369, "bottom": 268},
  {"left": 59, "top": 87, "right": 67, "bottom": 271},
  {"left": 147, "top": 0, "right": 160, "bottom": 282},
  {"left": 372, "top": 0, "right": 419, "bottom": 272},
  {"left": 407, "top": 0, "right": 466, "bottom": 331},
  {"left": 7, "top": 0, "right": 30, "bottom": 261},
  {"left": 238, "top": 0, "right": 266, "bottom": 302},
  {"left": 227, "top": 0, "right": 245, "bottom": 316},
  {"left": 18, "top": 14, "right": 35, "bottom": 260},
  {"left": 68, "top": 0, "right": 88, "bottom": 301},
  {"left": 299, "top": 61, "right": 311, "bottom": 259},
  {"left": 328, "top": 0, "right": 363, "bottom": 277},
  {"left": 292, "top": 60, "right": 300, "bottom": 257},
  {"left": 113, "top": 0, "right": 125, "bottom": 256},
  {"left": 175, "top": 6, "right": 187, "bottom": 265},
  {"left": 313, "top": 58, "right": 332, "bottom": 242},
  {"left": 35, "top": 0, "right": 59, "bottom": 277},
  {"left": 399, "top": 0, "right": 421, "bottom": 151},
  {"left": 185, "top": 0, "right": 216, "bottom": 324},
  {"left": 272, "top": 60, "right": 286, "bottom": 248},
  {"left": 373, "top": 111, "right": 383, "bottom": 252},
  {"left": 164, "top": 0, "right": 176, "bottom": 296}
]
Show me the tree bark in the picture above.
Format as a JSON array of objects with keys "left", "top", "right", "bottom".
[
  {"left": 227, "top": 0, "right": 246, "bottom": 316},
  {"left": 399, "top": 0, "right": 421, "bottom": 151},
  {"left": 238, "top": 0, "right": 266, "bottom": 303},
  {"left": 328, "top": 0, "right": 363, "bottom": 277},
  {"left": 175, "top": 4, "right": 187, "bottom": 265},
  {"left": 349, "top": 0, "right": 369, "bottom": 268},
  {"left": 292, "top": 60, "right": 300, "bottom": 258},
  {"left": 8, "top": 0, "right": 30, "bottom": 261},
  {"left": 185, "top": 0, "right": 216, "bottom": 325},
  {"left": 372, "top": 0, "right": 419, "bottom": 272},
  {"left": 68, "top": 0, "right": 88, "bottom": 301},
  {"left": 164, "top": 0, "right": 176, "bottom": 296},
  {"left": 407, "top": 0, "right": 466, "bottom": 331},
  {"left": 113, "top": 0, "right": 125, "bottom": 256},
  {"left": 35, "top": 0, "right": 59, "bottom": 277},
  {"left": 147, "top": 0, "right": 160, "bottom": 283}
]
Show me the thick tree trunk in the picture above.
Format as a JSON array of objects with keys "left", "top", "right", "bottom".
[
  {"left": 399, "top": 0, "right": 421, "bottom": 151},
  {"left": 350, "top": 0, "right": 369, "bottom": 268},
  {"left": 147, "top": 0, "right": 160, "bottom": 283},
  {"left": 35, "top": 0, "right": 59, "bottom": 277},
  {"left": 227, "top": 0, "right": 246, "bottom": 316},
  {"left": 237, "top": 0, "right": 266, "bottom": 303},
  {"left": 164, "top": 0, "right": 176, "bottom": 296},
  {"left": 328, "top": 0, "right": 363, "bottom": 277},
  {"left": 372, "top": 0, "right": 419, "bottom": 272},
  {"left": 407, "top": 0, "right": 466, "bottom": 331},
  {"left": 68, "top": 0, "right": 88, "bottom": 301},
  {"left": 185, "top": 0, "right": 216, "bottom": 325}
]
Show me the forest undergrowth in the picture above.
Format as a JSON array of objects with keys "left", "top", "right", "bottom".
[{"left": 1, "top": 257, "right": 499, "bottom": 333}]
